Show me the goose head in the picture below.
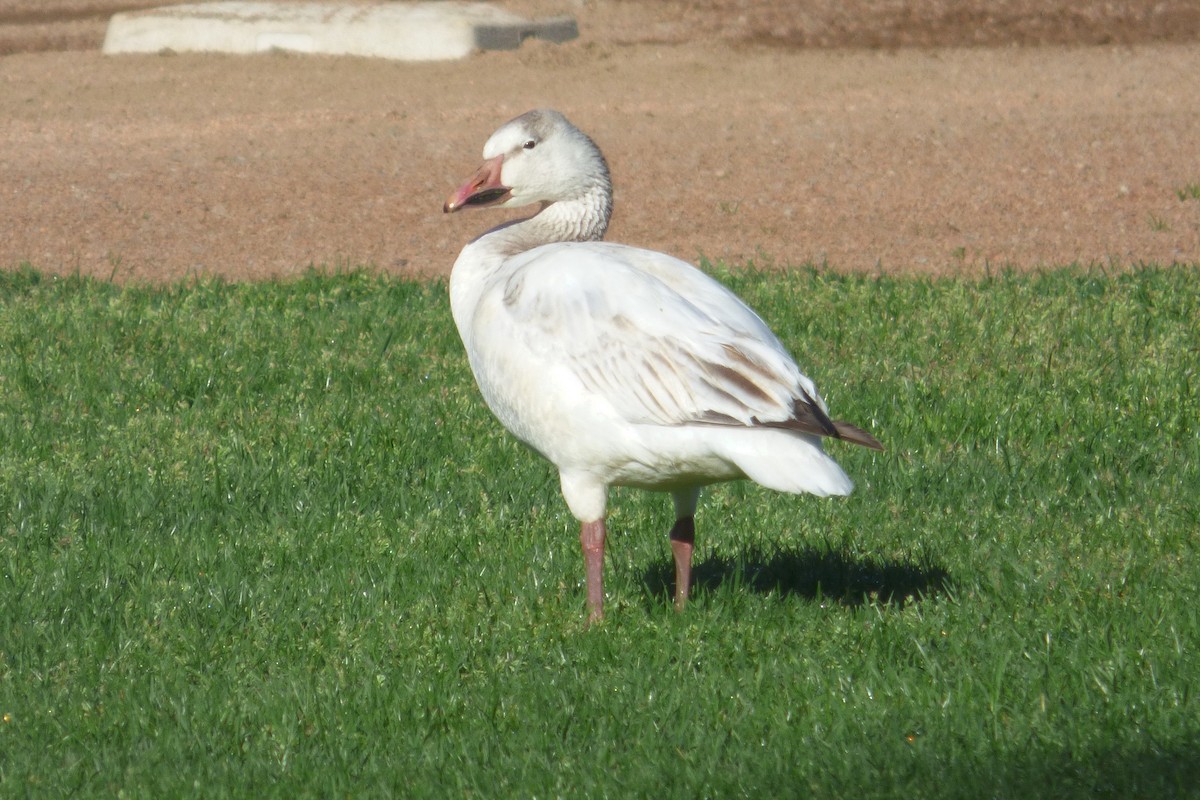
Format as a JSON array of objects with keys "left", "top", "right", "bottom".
[{"left": 444, "top": 109, "right": 611, "bottom": 214}]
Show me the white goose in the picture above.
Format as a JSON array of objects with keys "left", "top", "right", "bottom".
[{"left": 444, "top": 109, "right": 881, "bottom": 623}]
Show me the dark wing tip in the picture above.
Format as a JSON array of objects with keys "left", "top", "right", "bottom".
[{"left": 831, "top": 420, "right": 885, "bottom": 451}]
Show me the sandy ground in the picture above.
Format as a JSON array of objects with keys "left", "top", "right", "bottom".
[{"left": 2, "top": 1, "right": 1199, "bottom": 282}]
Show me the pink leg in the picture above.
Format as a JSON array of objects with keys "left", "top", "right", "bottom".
[
  {"left": 669, "top": 516, "right": 696, "bottom": 611},
  {"left": 580, "top": 519, "right": 607, "bottom": 623}
]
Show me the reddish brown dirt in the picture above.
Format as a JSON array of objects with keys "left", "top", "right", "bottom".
[{"left": 2, "top": 1, "right": 1199, "bottom": 282}]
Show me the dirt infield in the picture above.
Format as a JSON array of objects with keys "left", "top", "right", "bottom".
[{"left": 3, "top": 1, "right": 1199, "bottom": 282}]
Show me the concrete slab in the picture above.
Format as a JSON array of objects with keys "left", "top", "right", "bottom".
[{"left": 102, "top": 1, "right": 578, "bottom": 60}]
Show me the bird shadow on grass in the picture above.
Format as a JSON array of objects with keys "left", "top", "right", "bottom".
[{"left": 642, "top": 542, "right": 951, "bottom": 609}]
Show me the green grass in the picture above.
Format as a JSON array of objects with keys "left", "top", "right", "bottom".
[{"left": 1, "top": 262, "right": 1198, "bottom": 798}]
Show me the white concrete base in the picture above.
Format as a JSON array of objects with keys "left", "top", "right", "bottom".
[{"left": 102, "top": 2, "right": 578, "bottom": 61}]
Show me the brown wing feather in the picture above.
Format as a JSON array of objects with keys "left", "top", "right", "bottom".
[
  {"left": 749, "top": 392, "right": 884, "bottom": 451},
  {"left": 830, "top": 420, "right": 885, "bottom": 451}
]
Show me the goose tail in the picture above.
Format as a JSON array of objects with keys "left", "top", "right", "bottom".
[{"left": 710, "top": 428, "right": 856, "bottom": 497}]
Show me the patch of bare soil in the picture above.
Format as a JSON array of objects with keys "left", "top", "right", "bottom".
[{"left": 1, "top": 1, "right": 1198, "bottom": 281}]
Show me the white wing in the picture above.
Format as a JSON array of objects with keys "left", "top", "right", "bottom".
[{"left": 497, "top": 242, "right": 838, "bottom": 435}]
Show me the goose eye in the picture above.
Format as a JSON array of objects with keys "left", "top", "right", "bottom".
[{"left": 522, "top": 139, "right": 537, "bottom": 150}]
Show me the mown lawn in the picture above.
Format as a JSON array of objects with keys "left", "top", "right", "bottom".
[{"left": 1, "top": 263, "right": 1197, "bottom": 798}]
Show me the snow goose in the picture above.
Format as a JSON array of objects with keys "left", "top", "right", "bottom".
[{"left": 444, "top": 109, "right": 881, "bottom": 623}]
